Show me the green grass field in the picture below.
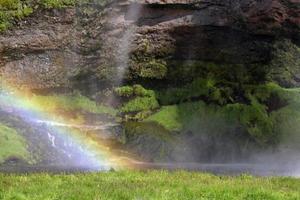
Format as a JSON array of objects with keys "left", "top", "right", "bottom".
[{"left": 0, "top": 171, "right": 299, "bottom": 200}]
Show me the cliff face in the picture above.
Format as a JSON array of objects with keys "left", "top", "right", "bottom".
[
  {"left": 0, "top": 0, "right": 299, "bottom": 91},
  {"left": 0, "top": 0, "right": 300, "bottom": 162}
]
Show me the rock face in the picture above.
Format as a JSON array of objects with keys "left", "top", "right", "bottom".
[
  {"left": 0, "top": 0, "right": 299, "bottom": 91},
  {"left": 0, "top": 0, "right": 300, "bottom": 163}
]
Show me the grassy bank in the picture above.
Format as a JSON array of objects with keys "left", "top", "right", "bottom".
[
  {"left": 0, "top": 123, "right": 29, "bottom": 163},
  {"left": 0, "top": 171, "right": 299, "bottom": 200}
]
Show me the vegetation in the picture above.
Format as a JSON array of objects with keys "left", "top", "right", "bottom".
[
  {"left": 0, "top": 0, "right": 86, "bottom": 32},
  {"left": 0, "top": 123, "right": 29, "bottom": 163},
  {"left": 0, "top": 0, "right": 33, "bottom": 31},
  {"left": 115, "top": 84, "right": 155, "bottom": 98},
  {"left": 40, "top": 0, "right": 76, "bottom": 9},
  {"left": 27, "top": 93, "right": 117, "bottom": 116},
  {"left": 146, "top": 82, "right": 300, "bottom": 145},
  {"left": 0, "top": 171, "right": 299, "bottom": 200},
  {"left": 115, "top": 85, "right": 159, "bottom": 116},
  {"left": 157, "top": 78, "right": 231, "bottom": 105},
  {"left": 120, "top": 96, "right": 159, "bottom": 114}
]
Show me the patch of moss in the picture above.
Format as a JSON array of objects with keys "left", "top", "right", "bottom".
[
  {"left": 146, "top": 82, "right": 299, "bottom": 146},
  {"left": 0, "top": 0, "right": 33, "bottom": 31},
  {"left": 114, "top": 86, "right": 134, "bottom": 97},
  {"left": 124, "top": 121, "right": 172, "bottom": 140},
  {"left": 129, "top": 58, "right": 168, "bottom": 79},
  {"left": 145, "top": 104, "right": 182, "bottom": 131},
  {"left": 124, "top": 121, "right": 173, "bottom": 161},
  {"left": 40, "top": 0, "right": 76, "bottom": 9},
  {"left": 157, "top": 78, "right": 232, "bottom": 105},
  {"left": 268, "top": 39, "right": 300, "bottom": 87},
  {"left": 115, "top": 84, "right": 154, "bottom": 98},
  {"left": 0, "top": 123, "right": 29, "bottom": 163},
  {"left": 165, "top": 60, "right": 267, "bottom": 86},
  {"left": 0, "top": 0, "right": 102, "bottom": 32},
  {"left": 115, "top": 85, "right": 159, "bottom": 117},
  {"left": 120, "top": 96, "right": 159, "bottom": 114}
]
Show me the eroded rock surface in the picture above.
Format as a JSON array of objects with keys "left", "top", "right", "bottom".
[{"left": 0, "top": 0, "right": 299, "bottom": 91}]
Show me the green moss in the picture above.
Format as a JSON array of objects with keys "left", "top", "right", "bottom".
[
  {"left": 133, "top": 84, "right": 155, "bottom": 97},
  {"left": 138, "top": 59, "right": 167, "bottom": 79},
  {"left": 124, "top": 121, "right": 172, "bottom": 140},
  {"left": 0, "top": 0, "right": 33, "bottom": 32},
  {"left": 166, "top": 60, "right": 267, "bottom": 85},
  {"left": 116, "top": 85, "right": 159, "bottom": 117},
  {"left": 234, "top": 99, "right": 274, "bottom": 145},
  {"left": 0, "top": 0, "right": 100, "bottom": 32},
  {"left": 129, "top": 58, "right": 168, "bottom": 79},
  {"left": 114, "top": 86, "right": 134, "bottom": 97},
  {"left": 146, "top": 88, "right": 288, "bottom": 146},
  {"left": 271, "top": 104, "right": 300, "bottom": 148},
  {"left": 120, "top": 96, "right": 159, "bottom": 113},
  {"left": 268, "top": 39, "right": 300, "bottom": 87},
  {"left": 115, "top": 84, "right": 155, "bottom": 98},
  {"left": 40, "top": 0, "right": 76, "bottom": 9},
  {"left": 0, "top": 123, "right": 29, "bottom": 163},
  {"left": 157, "top": 78, "right": 231, "bottom": 105},
  {"left": 145, "top": 104, "right": 182, "bottom": 131}
]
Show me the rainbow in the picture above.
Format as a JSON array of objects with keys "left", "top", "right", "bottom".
[{"left": 0, "top": 80, "right": 133, "bottom": 171}]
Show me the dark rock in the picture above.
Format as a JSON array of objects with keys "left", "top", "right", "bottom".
[{"left": 0, "top": 0, "right": 299, "bottom": 91}]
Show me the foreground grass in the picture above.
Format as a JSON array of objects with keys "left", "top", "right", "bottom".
[{"left": 0, "top": 171, "right": 299, "bottom": 200}]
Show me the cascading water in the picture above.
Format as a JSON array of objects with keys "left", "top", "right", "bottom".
[
  {"left": 0, "top": 86, "right": 131, "bottom": 172},
  {"left": 0, "top": 2, "right": 143, "bottom": 173},
  {"left": 115, "top": 2, "right": 142, "bottom": 84}
]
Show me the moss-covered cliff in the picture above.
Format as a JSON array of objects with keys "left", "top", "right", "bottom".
[{"left": 0, "top": 0, "right": 300, "bottom": 162}]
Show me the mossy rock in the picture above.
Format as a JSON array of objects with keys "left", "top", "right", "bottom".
[
  {"left": 115, "top": 84, "right": 159, "bottom": 119},
  {"left": 0, "top": 123, "right": 30, "bottom": 163},
  {"left": 123, "top": 121, "right": 174, "bottom": 161},
  {"left": 129, "top": 58, "right": 168, "bottom": 79},
  {"left": 268, "top": 39, "right": 300, "bottom": 87}
]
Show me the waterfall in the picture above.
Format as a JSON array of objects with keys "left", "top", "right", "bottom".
[
  {"left": 115, "top": 2, "right": 142, "bottom": 84},
  {"left": 47, "top": 132, "right": 56, "bottom": 148}
]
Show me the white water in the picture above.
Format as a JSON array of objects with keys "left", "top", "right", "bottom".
[
  {"left": 115, "top": 3, "right": 142, "bottom": 83},
  {"left": 33, "top": 119, "right": 118, "bottom": 130}
]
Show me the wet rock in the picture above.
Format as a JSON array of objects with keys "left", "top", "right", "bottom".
[{"left": 0, "top": 0, "right": 299, "bottom": 91}]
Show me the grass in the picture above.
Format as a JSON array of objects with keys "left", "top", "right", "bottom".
[
  {"left": 0, "top": 171, "right": 299, "bottom": 199},
  {"left": 0, "top": 123, "right": 29, "bottom": 163}
]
